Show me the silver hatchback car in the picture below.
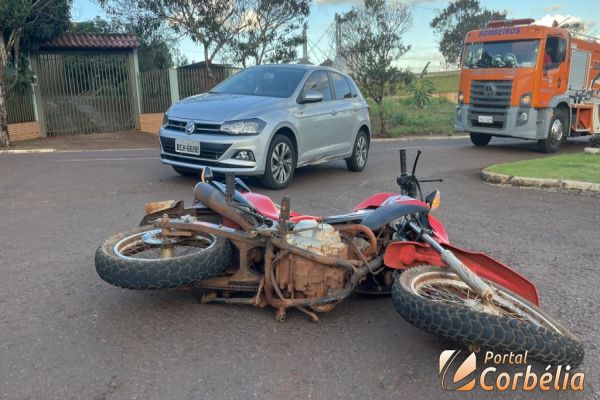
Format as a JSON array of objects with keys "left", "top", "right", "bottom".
[{"left": 159, "top": 64, "right": 371, "bottom": 189}]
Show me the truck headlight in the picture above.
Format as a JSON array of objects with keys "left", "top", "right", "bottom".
[
  {"left": 458, "top": 92, "right": 464, "bottom": 104},
  {"left": 221, "top": 119, "right": 266, "bottom": 135},
  {"left": 520, "top": 93, "right": 532, "bottom": 106}
]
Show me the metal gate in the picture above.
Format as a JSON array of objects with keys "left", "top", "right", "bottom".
[{"left": 35, "top": 52, "right": 136, "bottom": 135}]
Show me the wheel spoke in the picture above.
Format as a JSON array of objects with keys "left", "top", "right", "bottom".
[{"left": 114, "top": 230, "right": 216, "bottom": 261}]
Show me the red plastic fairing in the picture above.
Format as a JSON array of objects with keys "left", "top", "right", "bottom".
[
  {"left": 383, "top": 241, "right": 540, "bottom": 305},
  {"left": 428, "top": 215, "right": 449, "bottom": 244},
  {"left": 242, "top": 192, "right": 321, "bottom": 223},
  {"left": 352, "top": 193, "right": 398, "bottom": 210},
  {"left": 243, "top": 192, "right": 280, "bottom": 220}
]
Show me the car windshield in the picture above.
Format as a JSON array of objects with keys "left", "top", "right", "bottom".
[
  {"left": 211, "top": 67, "right": 306, "bottom": 98},
  {"left": 463, "top": 40, "right": 540, "bottom": 69}
]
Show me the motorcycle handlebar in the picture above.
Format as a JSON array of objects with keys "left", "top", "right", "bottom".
[{"left": 400, "top": 149, "right": 407, "bottom": 175}]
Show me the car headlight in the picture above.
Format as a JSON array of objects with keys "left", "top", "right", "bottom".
[{"left": 221, "top": 119, "right": 266, "bottom": 135}]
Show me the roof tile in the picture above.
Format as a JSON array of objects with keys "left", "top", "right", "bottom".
[{"left": 41, "top": 33, "right": 140, "bottom": 50}]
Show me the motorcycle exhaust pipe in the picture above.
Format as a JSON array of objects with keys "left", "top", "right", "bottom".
[{"left": 193, "top": 182, "right": 256, "bottom": 231}]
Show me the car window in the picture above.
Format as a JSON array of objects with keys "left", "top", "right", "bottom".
[
  {"left": 331, "top": 72, "right": 352, "bottom": 100},
  {"left": 302, "top": 71, "right": 332, "bottom": 101},
  {"left": 212, "top": 67, "right": 305, "bottom": 98},
  {"left": 347, "top": 78, "right": 358, "bottom": 98}
]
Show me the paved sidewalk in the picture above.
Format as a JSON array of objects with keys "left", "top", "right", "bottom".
[{"left": 7, "top": 131, "right": 159, "bottom": 152}]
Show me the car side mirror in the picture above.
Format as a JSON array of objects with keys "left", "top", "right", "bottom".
[{"left": 300, "top": 90, "right": 324, "bottom": 104}]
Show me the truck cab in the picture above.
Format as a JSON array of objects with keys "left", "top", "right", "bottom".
[{"left": 455, "top": 18, "right": 600, "bottom": 153}]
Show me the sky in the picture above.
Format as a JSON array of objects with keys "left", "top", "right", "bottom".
[{"left": 71, "top": 0, "right": 600, "bottom": 72}]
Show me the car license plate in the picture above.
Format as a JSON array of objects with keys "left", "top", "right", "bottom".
[
  {"left": 175, "top": 138, "right": 201, "bottom": 155},
  {"left": 478, "top": 115, "right": 494, "bottom": 124}
]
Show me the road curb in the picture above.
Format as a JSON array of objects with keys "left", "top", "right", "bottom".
[
  {"left": 584, "top": 147, "right": 600, "bottom": 154},
  {"left": 0, "top": 148, "right": 56, "bottom": 154},
  {"left": 372, "top": 134, "right": 467, "bottom": 142},
  {"left": 481, "top": 168, "right": 600, "bottom": 193}
]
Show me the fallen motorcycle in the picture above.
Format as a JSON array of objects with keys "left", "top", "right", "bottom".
[{"left": 95, "top": 149, "right": 584, "bottom": 367}]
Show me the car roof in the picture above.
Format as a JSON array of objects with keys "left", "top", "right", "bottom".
[{"left": 250, "top": 63, "right": 347, "bottom": 75}]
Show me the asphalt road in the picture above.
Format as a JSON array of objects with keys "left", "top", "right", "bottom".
[{"left": 1, "top": 136, "right": 598, "bottom": 400}]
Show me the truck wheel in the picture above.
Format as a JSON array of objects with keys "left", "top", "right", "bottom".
[
  {"left": 260, "top": 134, "right": 296, "bottom": 190},
  {"left": 469, "top": 133, "right": 492, "bottom": 147},
  {"left": 538, "top": 108, "right": 566, "bottom": 153}
]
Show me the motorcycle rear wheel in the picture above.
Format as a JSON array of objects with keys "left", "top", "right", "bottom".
[
  {"left": 95, "top": 226, "right": 232, "bottom": 289},
  {"left": 392, "top": 265, "right": 584, "bottom": 367}
]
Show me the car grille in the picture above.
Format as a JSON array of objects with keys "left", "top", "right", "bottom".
[
  {"left": 167, "top": 119, "right": 222, "bottom": 134},
  {"left": 469, "top": 80, "right": 512, "bottom": 129},
  {"left": 162, "top": 154, "right": 253, "bottom": 169},
  {"left": 160, "top": 136, "right": 231, "bottom": 160}
]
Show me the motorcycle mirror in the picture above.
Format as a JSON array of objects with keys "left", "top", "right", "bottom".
[{"left": 201, "top": 167, "right": 214, "bottom": 183}]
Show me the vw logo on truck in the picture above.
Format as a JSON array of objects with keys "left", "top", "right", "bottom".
[{"left": 483, "top": 83, "right": 497, "bottom": 97}]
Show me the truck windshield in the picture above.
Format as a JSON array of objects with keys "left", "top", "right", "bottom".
[{"left": 463, "top": 40, "right": 540, "bottom": 69}]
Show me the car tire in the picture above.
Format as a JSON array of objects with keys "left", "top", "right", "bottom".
[
  {"left": 469, "top": 132, "right": 492, "bottom": 147},
  {"left": 172, "top": 166, "right": 197, "bottom": 177},
  {"left": 260, "top": 134, "right": 296, "bottom": 190},
  {"left": 345, "top": 130, "right": 369, "bottom": 172},
  {"left": 538, "top": 108, "right": 566, "bottom": 154}
]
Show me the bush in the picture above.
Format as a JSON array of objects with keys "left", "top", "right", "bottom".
[
  {"left": 407, "top": 62, "right": 435, "bottom": 109},
  {"left": 589, "top": 135, "right": 600, "bottom": 148},
  {"left": 390, "top": 112, "right": 406, "bottom": 125}
]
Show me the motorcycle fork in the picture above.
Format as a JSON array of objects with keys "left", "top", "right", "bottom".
[{"left": 407, "top": 221, "right": 495, "bottom": 303}]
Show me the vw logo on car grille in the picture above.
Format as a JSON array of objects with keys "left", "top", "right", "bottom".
[
  {"left": 483, "top": 83, "right": 497, "bottom": 97},
  {"left": 185, "top": 121, "right": 196, "bottom": 135}
]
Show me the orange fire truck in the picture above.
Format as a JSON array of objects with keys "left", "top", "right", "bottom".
[{"left": 455, "top": 18, "right": 600, "bottom": 153}]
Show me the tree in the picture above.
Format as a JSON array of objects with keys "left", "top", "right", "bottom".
[
  {"left": 430, "top": 0, "right": 506, "bottom": 66},
  {"left": 230, "top": 0, "right": 310, "bottom": 67},
  {"left": 0, "top": 0, "right": 71, "bottom": 147},
  {"left": 71, "top": 16, "right": 174, "bottom": 71},
  {"left": 97, "top": 0, "right": 249, "bottom": 83},
  {"left": 561, "top": 21, "right": 586, "bottom": 34},
  {"left": 339, "top": 0, "right": 412, "bottom": 136}
]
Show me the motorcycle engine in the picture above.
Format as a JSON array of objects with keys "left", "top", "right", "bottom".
[{"left": 275, "top": 220, "right": 348, "bottom": 303}]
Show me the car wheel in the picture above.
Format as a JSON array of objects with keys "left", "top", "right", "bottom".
[
  {"left": 260, "top": 135, "right": 296, "bottom": 190},
  {"left": 172, "top": 166, "right": 197, "bottom": 177},
  {"left": 469, "top": 132, "right": 492, "bottom": 147},
  {"left": 538, "top": 108, "right": 566, "bottom": 154},
  {"left": 345, "top": 130, "right": 369, "bottom": 172}
]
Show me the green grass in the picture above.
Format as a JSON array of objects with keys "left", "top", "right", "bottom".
[
  {"left": 488, "top": 153, "right": 600, "bottom": 184},
  {"left": 396, "top": 72, "right": 459, "bottom": 95},
  {"left": 425, "top": 72, "right": 460, "bottom": 93},
  {"left": 368, "top": 97, "right": 456, "bottom": 137}
]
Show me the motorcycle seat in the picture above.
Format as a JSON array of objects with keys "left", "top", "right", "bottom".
[{"left": 321, "top": 210, "right": 374, "bottom": 225}]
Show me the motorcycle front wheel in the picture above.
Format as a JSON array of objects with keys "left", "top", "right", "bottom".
[
  {"left": 95, "top": 226, "right": 233, "bottom": 290},
  {"left": 392, "top": 265, "right": 584, "bottom": 367}
]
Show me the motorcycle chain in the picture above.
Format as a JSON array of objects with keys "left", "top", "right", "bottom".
[{"left": 194, "top": 282, "right": 259, "bottom": 293}]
